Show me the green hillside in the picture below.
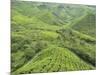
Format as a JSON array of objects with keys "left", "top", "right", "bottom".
[{"left": 11, "top": 1, "right": 96, "bottom": 75}]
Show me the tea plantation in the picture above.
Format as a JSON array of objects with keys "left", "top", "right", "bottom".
[{"left": 11, "top": 1, "right": 96, "bottom": 75}]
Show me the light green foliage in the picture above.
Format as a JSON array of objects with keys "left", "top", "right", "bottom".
[
  {"left": 11, "top": 1, "right": 96, "bottom": 75},
  {"left": 40, "top": 31, "right": 59, "bottom": 40},
  {"left": 12, "top": 46, "right": 94, "bottom": 74}
]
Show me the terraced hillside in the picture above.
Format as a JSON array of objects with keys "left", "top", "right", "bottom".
[{"left": 11, "top": 1, "right": 96, "bottom": 75}]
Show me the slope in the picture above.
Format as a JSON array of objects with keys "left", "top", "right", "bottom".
[
  {"left": 11, "top": 1, "right": 96, "bottom": 74},
  {"left": 12, "top": 45, "right": 95, "bottom": 75}
]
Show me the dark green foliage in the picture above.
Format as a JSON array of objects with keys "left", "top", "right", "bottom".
[
  {"left": 11, "top": 1, "right": 96, "bottom": 75},
  {"left": 57, "top": 28, "right": 96, "bottom": 66},
  {"left": 72, "top": 13, "right": 96, "bottom": 38}
]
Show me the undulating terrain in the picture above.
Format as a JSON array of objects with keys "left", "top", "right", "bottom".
[{"left": 11, "top": 1, "right": 96, "bottom": 75}]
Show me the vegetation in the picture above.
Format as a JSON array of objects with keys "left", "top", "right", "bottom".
[{"left": 11, "top": 1, "right": 96, "bottom": 75}]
